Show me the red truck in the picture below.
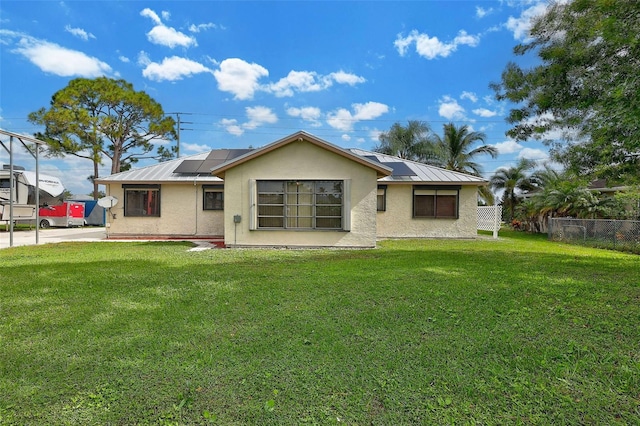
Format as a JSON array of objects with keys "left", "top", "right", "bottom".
[{"left": 38, "top": 202, "right": 85, "bottom": 228}]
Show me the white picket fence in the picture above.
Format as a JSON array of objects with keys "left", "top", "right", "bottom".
[{"left": 477, "top": 205, "right": 502, "bottom": 239}]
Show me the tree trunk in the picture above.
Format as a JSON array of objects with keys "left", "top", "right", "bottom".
[{"left": 93, "top": 160, "right": 99, "bottom": 200}]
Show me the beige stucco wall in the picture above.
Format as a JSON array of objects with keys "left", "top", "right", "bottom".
[
  {"left": 222, "top": 140, "right": 378, "bottom": 248},
  {"left": 104, "top": 183, "right": 224, "bottom": 238},
  {"left": 377, "top": 185, "right": 479, "bottom": 238}
]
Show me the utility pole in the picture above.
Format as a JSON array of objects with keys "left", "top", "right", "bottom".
[{"left": 166, "top": 112, "right": 193, "bottom": 158}]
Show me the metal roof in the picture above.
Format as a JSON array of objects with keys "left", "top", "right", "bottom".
[
  {"left": 95, "top": 151, "right": 224, "bottom": 184},
  {"left": 350, "top": 148, "right": 488, "bottom": 185},
  {"left": 97, "top": 141, "right": 486, "bottom": 186}
]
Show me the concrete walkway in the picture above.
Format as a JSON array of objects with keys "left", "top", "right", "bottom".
[
  {"left": 0, "top": 227, "right": 107, "bottom": 249},
  {"left": 0, "top": 227, "right": 221, "bottom": 250}
]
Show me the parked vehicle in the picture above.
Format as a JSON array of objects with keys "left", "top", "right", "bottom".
[
  {"left": 0, "top": 164, "right": 65, "bottom": 222},
  {"left": 39, "top": 202, "right": 85, "bottom": 228}
]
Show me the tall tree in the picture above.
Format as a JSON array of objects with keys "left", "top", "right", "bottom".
[
  {"left": 427, "top": 123, "right": 498, "bottom": 205},
  {"left": 490, "top": 158, "right": 537, "bottom": 222},
  {"left": 374, "top": 120, "right": 431, "bottom": 161},
  {"left": 491, "top": 0, "right": 640, "bottom": 183},
  {"left": 426, "top": 123, "right": 497, "bottom": 176},
  {"left": 28, "top": 77, "right": 177, "bottom": 199}
]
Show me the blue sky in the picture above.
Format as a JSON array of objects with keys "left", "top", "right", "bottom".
[{"left": 0, "top": 1, "right": 552, "bottom": 196}]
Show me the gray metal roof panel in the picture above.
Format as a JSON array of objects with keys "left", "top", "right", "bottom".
[
  {"left": 350, "top": 148, "right": 487, "bottom": 184},
  {"left": 96, "top": 152, "right": 223, "bottom": 183}
]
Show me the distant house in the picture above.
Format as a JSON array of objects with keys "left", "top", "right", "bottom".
[{"left": 96, "top": 131, "right": 487, "bottom": 248}]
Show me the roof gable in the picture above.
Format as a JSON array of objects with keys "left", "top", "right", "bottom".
[{"left": 210, "top": 131, "right": 392, "bottom": 178}]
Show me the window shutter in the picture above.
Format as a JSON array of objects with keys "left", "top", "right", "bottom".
[
  {"left": 343, "top": 179, "right": 351, "bottom": 231},
  {"left": 249, "top": 179, "right": 256, "bottom": 230}
]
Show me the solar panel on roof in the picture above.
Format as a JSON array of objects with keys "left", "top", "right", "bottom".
[
  {"left": 380, "top": 161, "right": 416, "bottom": 177},
  {"left": 227, "top": 149, "right": 253, "bottom": 159},
  {"left": 173, "top": 160, "right": 204, "bottom": 173},
  {"left": 174, "top": 149, "right": 254, "bottom": 174},
  {"left": 199, "top": 159, "right": 225, "bottom": 172},
  {"left": 207, "top": 150, "right": 230, "bottom": 160}
]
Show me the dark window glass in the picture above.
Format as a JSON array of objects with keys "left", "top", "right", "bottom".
[
  {"left": 203, "top": 189, "right": 223, "bottom": 210},
  {"left": 413, "top": 188, "right": 458, "bottom": 219},
  {"left": 124, "top": 187, "right": 160, "bottom": 217}
]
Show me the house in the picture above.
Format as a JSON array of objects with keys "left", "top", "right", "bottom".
[{"left": 96, "top": 131, "right": 487, "bottom": 248}]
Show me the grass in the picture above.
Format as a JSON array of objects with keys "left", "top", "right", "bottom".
[{"left": 1, "top": 231, "right": 639, "bottom": 424}]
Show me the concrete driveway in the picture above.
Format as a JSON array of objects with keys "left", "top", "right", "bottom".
[{"left": 0, "top": 227, "right": 107, "bottom": 249}]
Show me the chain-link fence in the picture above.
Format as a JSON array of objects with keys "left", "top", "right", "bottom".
[{"left": 549, "top": 218, "right": 640, "bottom": 254}]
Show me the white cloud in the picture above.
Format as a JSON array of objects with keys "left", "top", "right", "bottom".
[
  {"left": 286, "top": 106, "right": 322, "bottom": 126},
  {"left": 341, "top": 134, "right": 351, "bottom": 142},
  {"left": 506, "top": 1, "right": 549, "bottom": 41},
  {"left": 518, "top": 147, "right": 549, "bottom": 161},
  {"left": 64, "top": 25, "right": 95, "bottom": 41},
  {"left": 220, "top": 107, "right": 277, "bottom": 136},
  {"left": 269, "top": 71, "right": 324, "bottom": 97},
  {"left": 472, "top": 108, "right": 497, "bottom": 117},
  {"left": 141, "top": 8, "right": 197, "bottom": 48},
  {"left": 140, "top": 8, "right": 162, "bottom": 25},
  {"left": 438, "top": 96, "right": 466, "bottom": 120},
  {"left": 119, "top": 55, "right": 130, "bottom": 63},
  {"left": 476, "top": 6, "right": 494, "bottom": 18},
  {"left": 493, "top": 140, "right": 523, "bottom": 154},
  {"left": 10, "top": 34, "right": 111, "bottom": 77},
  {"left": 137, "top": 50, "right": 151, "bottom": 66},
  {"left": 328, "top": 70, "right": 366, "bottom": 86},
  {"left": 395, "top": 29, "right": 480, "bottom": 59},
  {"left": 219, "top": 118, "right": 244, "bottom": 136},
  {"left": 182, "top": 142, "right": 212, "bottom": 153},
  {"left": 268, "top": 70, "right": 365, "bottom": 97},
  {"left": 146, "top": 25, "right": 197, "bottom": 49},
  {"left": 244, "top": 106, "right": 277, "bottom": 130},
  {"left": 326, "top": 102, "right": 389, "bottom": 132},
  {"left": 213, "top": 58, "right": 269, "bottom": 100},
  {"left": 142, "top": 56, "right": 213, "bottom": 81},
  {"left": 189, "top": 22, "right": 220, "bottom": 33},
  {"left": 369, "top": 129, "right": 383, "bottom": 141},
  {"left": 161, "top": 11, "right": 171, "bottom": 21},
  {"left": 483, "top": 95, "right": 495, "bottom": 105},
  {"left": 460, "top": 91, "right": 478, "bottom": 102}
]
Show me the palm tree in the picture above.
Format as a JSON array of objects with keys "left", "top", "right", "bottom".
[
  {"left": 490, "top": 158, "right": 537, "bottom": 222},
  {"left": 426, "top": 123, "right": 498, "bottom": 175},
  {"left": 375, "top": 120, "right": 431, "bottom": 161},
  {"left": 427, "top": 123, "right": 498, "bottom": 205}
]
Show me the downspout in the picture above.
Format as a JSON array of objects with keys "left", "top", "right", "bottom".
[{"left": 193, "top": 175, "right": 198, "bottom": 236}]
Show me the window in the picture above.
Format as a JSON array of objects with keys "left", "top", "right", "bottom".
[
  {"left": 124, "top": 185, "right": 160, "bottom": 217},
  {"left": 413, "top": 186, "right": 460, "bottom": 219},
  {"left": 257, "top": 180, "right": 343, "bottom": 229},
  {"left": 203, "top": 185, "right": 224, "bottom": 210},
  {"left": 377, "top": 185, "right": 387, "bottom": 211}
]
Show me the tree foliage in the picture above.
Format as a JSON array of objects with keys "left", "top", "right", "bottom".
[
  {"left": 490, "top": 158, "right": 537, "bottom": 222},
  {"left": 376, "top": 121, "right": 498, "bottom": 205},
  {"left": 491, "top": 0, "right": 640, "bottom": 183},
  {"left": 28, "top": 77, "right": 176, "bottom": 198},
  {"left": 426, "top": 123, "right": 497, "bottom": 176},
  {"left": 374, "top": 120, "right": 431, "bottom": 161}
]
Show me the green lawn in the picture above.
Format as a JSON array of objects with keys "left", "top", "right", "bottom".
[{"left": 1, "top": 232, "right": 638, "bottom": 425}]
